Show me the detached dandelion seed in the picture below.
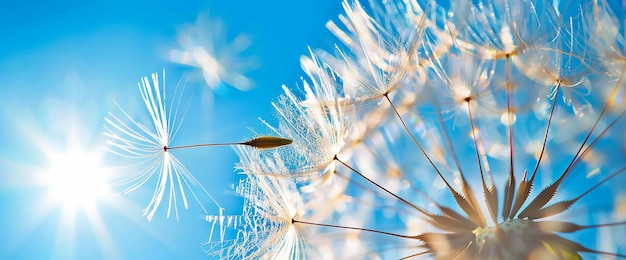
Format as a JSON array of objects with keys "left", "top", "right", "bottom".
[
  {"left": 104, "top": 71, "right": 292, "bottom": 222},
  {"left": 171, "top": 13, "right": 257, "bottom": 92},
  {"left": 104, "top": 70, "right": 223, "bottom": 221}
]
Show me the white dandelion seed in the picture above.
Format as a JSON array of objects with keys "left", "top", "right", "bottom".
[
  {"left": 259, "top": 53, "right": 356, "bottom": 183},
  {"left": 206, "top": 147, "right": 309, "bottom": 259},
  {"left": 104, "top": 70, "right": 222, "bottom": 221},
  {"left": 170, "top": 13, "right": 257, "bottom": 92},
  {"left": 321, "top": 0, "right": 429, "bottom": 104}
]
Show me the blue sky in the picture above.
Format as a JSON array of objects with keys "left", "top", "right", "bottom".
[{"left": 0, "top": 0, "right": 343, "bottom": 259}]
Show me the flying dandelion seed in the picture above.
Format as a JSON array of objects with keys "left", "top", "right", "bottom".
[
  {"left": 205, "top": 0, "right": 626, "bottom": 258},
  {"left": 104, "top": 70, "right": 225, "bottom": 221},
  {"left": 104, "top": 70, "right": 292, "bottom": 222},
  {"left": 170, "top": 12, "right": 258, "bottom": 92}
]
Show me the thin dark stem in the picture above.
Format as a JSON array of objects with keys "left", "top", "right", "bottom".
[
  {"left": 529, "top": 85, "right": 560, "bottom": 182},
  {"left": 292, "top": 219, "right": 417, "bottom": 240},
  {"left": 574, "top": 167, "right": 626, "bottom": 202},
  {"left": 502, "top": 55, "right": 516, "bottom": 220},
  {"left": 334, "top": 157, "right": 432, "bottom": 218},
  {"left": 465, "top": 101, "right": 487, "bottom": 194},
  {"left": 428, "top": 77, "right": 465, "bottom": 181},
  {"left": 510, "top": 85, "right": 561, "bottom": 219},
  {"left": 527, "top": 167, "right": 626, "bottom": 219},
  {"left": 333, "top": 171, "right": 419, "bottom": 217},
  {"left": 385, "top": 93, "right": 486, "bottom": 227},
  {"left": 383, "top": 94, "right": 446, "bottom": 181},
  {"left": 560, "top": 64, "right": 626, "bottom": 183},
  {"left": 399, "top": 250, "right": 430, "bottom": 260},
  {"left": 360, "top": 140, "right": 434, "bottom": 204},
  {"left": 334, "top": 170, "right": 385, "bottom": 198},
  {"left": 361, "top": 141, "right": 402, "bottom": 179},
  {"left": 360, "top": 140, "right": 458, "bottom": 218},
  {"left": 583, "top": 250, "right": 626, "bottom": 259},
  {"left": 583, "top": 221, "right": 626, "bottom": 229},
  {"left": 518, "top": 65, "right": 626, "bottom": 219},
  {"left": 466, "top": 101, "right": 496, "bottom": 223},
  {"left": 567, "top": 109, "right": 626, "bottom": 176},
  {"left": 165, "top": 142, "right": 243, "bottom": 151}
]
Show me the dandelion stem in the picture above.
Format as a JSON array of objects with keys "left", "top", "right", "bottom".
[
  {"left": 334, "top": 171, "right": 420, "bottom": 217},
  {"left": 466, "top": 101, "right": 496, "bottom": 224},
  {"left": 292, "top": 219, "right": 418, "bottom": 239},
  {"left": 580, "top": 221, "right": 626, "bottom": 230},
  {"left": 517, "top": 67, "right": 626, "bottom": 219},
  {"left": 561, "top": 64, "right": 626, "bottom": 182},
  {"left": 399, "top": 251, "right": 430, "bottom": 260},
  {"left": 582, "top": 249, "right": 626, "bottom": 258},
  {"left": 573, "top": 167, "right": 626, "bottom": 202},
  {"left": 502, "top": 54, "right": 516, "bottom": 220},
  {"left": 510, "top": 85, "right": 561, "bottom": 218},
  {"left": 567, "top": 109, "right": 626, "bottom": 175},
  {"left": 360, "top": 140, "right": 446, "bottom": 213},
  {"left": 525, "top": 167, "right": 626, "bottom": 219},
  {"left": 165, "top": 143, "right": 240, "bottom": 151},
  {"left": 519, "top": 109, "right": 626, "bottom": 219},
  {"left": 334, "top": 156, "right": 432, "bottom": 218},
  {"left": 383, "top": 94, "right": 445, "bottom": 181},
  {"left": 428, "top": 84, "right": 465, "bottom": 191},
  {"left": 385, "top": 93, "right": 487, "bottom": 226}
]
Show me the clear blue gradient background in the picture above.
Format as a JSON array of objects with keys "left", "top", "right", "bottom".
[{"left": 0, "top": 0, "right": 342, "bottom": 259}]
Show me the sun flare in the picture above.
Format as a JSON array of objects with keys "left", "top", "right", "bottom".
[{"left": 43, "top": 146, "right": 111, "bottom": 211}]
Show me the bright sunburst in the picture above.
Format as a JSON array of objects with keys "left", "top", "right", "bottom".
[
  {"left": 32, "top": 135, "right": 121, "bottom": 260},
  {"left": 43, "top": 145, "right": 110, "bottom": 212},
  {"left": 10, "top": 98, "right": 124, "bottom": 259}
]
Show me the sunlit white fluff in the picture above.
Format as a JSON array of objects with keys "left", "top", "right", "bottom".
[
  {"left": 206, "top": 147, "right": 309, "bottom": 259},
  {"left": 170, "top": 13, "right": 257, "bottom": 92},
  {"left": 104, "top": 70, "right": 221, "bottom": 221}
]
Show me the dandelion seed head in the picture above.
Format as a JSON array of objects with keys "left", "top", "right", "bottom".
[{"left": 206, "top": 0, "right": 626, "bottom": 258}]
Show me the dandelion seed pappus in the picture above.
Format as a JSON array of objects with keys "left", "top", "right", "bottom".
[{"left": 104, "top": 70, "right": 292, "bottom": 222}]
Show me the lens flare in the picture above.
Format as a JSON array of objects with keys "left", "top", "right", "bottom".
[{"left": 43, "top": 146, "right": 110, "bottom": 212}]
